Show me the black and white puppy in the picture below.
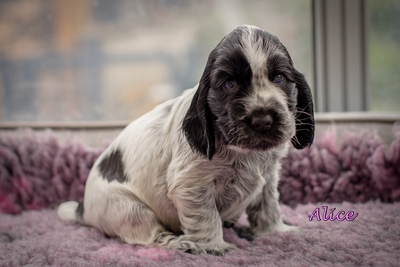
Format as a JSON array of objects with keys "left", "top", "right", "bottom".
[{"left": 58, "top": 25, "right": 314, "bottom": 255}]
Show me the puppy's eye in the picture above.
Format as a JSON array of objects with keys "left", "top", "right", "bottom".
[
  {"left": 273, "top": 74, "right": 286, "bottom": 85},
  {"left": 223, "top": 80, "right": 236, "bottom": 91}
]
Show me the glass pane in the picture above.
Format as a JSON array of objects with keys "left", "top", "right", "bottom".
[
  {"left": 368, "top": 0, "right": 400, "bottom": 112},
  {"left": 0, "top": 0, "right": 312, "bottom": 121}
]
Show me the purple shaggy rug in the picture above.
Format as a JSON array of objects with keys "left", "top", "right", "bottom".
[{"left": 1, "top": 126, "right": 400, "bottom": 266}]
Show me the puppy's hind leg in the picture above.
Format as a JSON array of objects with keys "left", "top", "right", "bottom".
[
  {"left": 99, "top": 188, "right": 173, "bottom": 247},
  {"left": 119, "top": 204, "right": 202, "bottom": 254}
]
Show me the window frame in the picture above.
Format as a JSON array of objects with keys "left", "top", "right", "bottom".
[{"left": 313, "top": 0, "right": 369, "bottom": 112}]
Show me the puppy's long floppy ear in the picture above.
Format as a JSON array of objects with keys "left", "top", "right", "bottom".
[
  {"left": 291, "top": 70, "right": 315, "bottom": 149},
  {"left": 182, "top": 51, "right": 217, "bottom": 160}
]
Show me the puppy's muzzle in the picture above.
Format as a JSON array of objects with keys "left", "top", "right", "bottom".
[{"left": 245, "top": 109, "right": 276, "bottom": 133}]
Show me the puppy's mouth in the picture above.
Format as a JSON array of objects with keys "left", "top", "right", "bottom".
[
  {"left": 215, "top": 109, "right": 295, "bottom": 152},
  {"left": 220, "top": 122, "right": 294, "bottom": 151},
  {"left": 242, "top": 137, "right": 286, "bottom": 151},
  {"left": 251, "top": 140, "right": 278, "bottom": 150},
  {"left": 225, "top": 139, "right": 283, "bottom": 153}
]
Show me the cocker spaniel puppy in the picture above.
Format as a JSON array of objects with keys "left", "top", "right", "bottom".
[{"left": 58, "top": 25, "right": 314, "bottom": 255}]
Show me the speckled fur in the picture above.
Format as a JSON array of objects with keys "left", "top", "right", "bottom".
[{"left": 57, "top": 25, "right": 314, "bottom": 255}]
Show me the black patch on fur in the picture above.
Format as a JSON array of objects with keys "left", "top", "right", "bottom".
[
  {"left": 266, "top": 54, "right": 297, "bottom": 113},
  {"left": 76, "top": 202, "right": 84, "bottom": 220},
  {"left": 264, "top": 34, "right": 315, "bottom": 149},
  {"left": 182, "top": 50, "right": 218, "bottom": 160},
  {"left": 98, "top": 149, "right": 127, "bottom": 183},
  {"left": 211, "top": 43, "right": 253, "bottom": 94},
  {"left": 182, "top": 28, "right": 255, "bottom": 160},
  {"left": 267, "top": 54, "right": 294, "bottom": 81}
]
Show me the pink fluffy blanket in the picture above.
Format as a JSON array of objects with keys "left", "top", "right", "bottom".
[{"left": 1, "top": 126, "right": 400, "bottom": 266}]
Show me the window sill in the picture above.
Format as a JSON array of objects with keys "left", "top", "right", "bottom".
[{"left": 0, "top": 112, "right": 399, "bottom": 147}]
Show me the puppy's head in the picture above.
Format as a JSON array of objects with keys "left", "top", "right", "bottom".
[{"left": 183, "top": 25, "right": 314, "bottom": 159}]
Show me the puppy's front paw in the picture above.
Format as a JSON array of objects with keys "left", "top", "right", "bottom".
[
  {"left": 168, "top": 239, "right": 205, "bottom": 254},
  {"left": 232, "top": 226, "right": 255, "bottom": 241},
  {"left": 168, "top": 238, "right": 235, "bottom": 256},
  {"left": 202, "top": 242, "right": 236, "bottom": 256},
  {"left": 275, "top": 223, "right": 298, "bottom": 232}
]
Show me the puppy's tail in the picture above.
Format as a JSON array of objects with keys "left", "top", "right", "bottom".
[{"left": 57, "top": 201, "right": 84, "bottom": 223}]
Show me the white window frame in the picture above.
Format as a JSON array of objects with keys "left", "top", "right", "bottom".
[{"left": 313, "top": 0, "right": 368, "bottom": 112}]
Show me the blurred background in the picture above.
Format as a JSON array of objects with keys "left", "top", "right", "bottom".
[{"left": 0, "top": 0, "right": 398, "bottom": 122}]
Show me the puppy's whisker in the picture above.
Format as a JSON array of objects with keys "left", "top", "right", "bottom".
[
  {"left": 291, "top": 135, "right": 301, "bottom": 146},
  {"left": 294, "top": 128, "right": 313, "bottom": 132},
  {"left": 295, "top": 103, "right": 313, "bottom": 118},
  {"left": 295, "top": 116, "right": 312, "bottom": 122},
  {"left": 295, "top": 121, "right": 315, "bottom": 127}
]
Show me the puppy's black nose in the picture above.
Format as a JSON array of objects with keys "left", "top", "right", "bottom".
[{"left": 249, "top": 114, "right": 273, "bottom": 132}]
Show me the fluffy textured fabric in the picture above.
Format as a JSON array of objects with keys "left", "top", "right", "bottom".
[
  {"left": 0, "top": 130, "right": 103, "bottom": 214},
  {"left": 280, "top": 124, "right": 400, "bottom": 206},
  {"left": 1, "top": 126, "right": 400, "bottom": 215},
  {"left": 1, "top": 126, "right": 400, "bottom": 266},
  {"left": 1, "top": 202, "right": 399, "bottom": 266}
]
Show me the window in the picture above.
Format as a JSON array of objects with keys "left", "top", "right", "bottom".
[
  {"left": 368, "top": 0, "right": 400, "bottom": 112},
  {"left": 0, "top": 0, "right": 313, "bottom": 122},
  {"left": 1, "top": 0, "right": 398, "bottom": 122},
  {"left": 313, "top": 0, "right": 400, "bottom": 113}
]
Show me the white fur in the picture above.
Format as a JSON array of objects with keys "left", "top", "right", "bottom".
[
  {"left": 57, "top": 25, "right": 310, "bottom": 256},
  {"left": 58, "top": 87, "right": 293, "bottom": 254},
  {"left": 57, "top": 201, "right": 79, "bottom": 221}
]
